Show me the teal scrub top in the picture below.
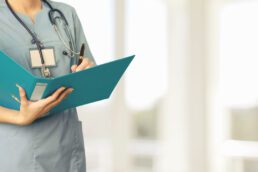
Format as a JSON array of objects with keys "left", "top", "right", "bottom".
[{"left": 0, "top": 0, "right": 95, "bottom": 172}]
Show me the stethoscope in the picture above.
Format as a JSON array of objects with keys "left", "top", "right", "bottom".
[{"left": 5, "top": 0, "right": 80, "bottom": 78}]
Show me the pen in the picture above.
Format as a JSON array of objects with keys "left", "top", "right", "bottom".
[{"left": 78, "top": 43, "right": 85, "bottom": 66}]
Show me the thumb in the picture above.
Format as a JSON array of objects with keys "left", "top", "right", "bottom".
[
  {"left": 71, "top": 65, "right": 78, "bottom": 72},
  {"left": 16, "top": 84, "right": 28, "bottom": 105}
]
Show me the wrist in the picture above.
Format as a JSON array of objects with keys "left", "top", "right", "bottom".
[
  {"left": 13, "top": 112, "right": 30, "bottom": 126},
  {"left": 6, "top": 110, "right": 21, "bottom": 125},
  {"left": 9, "top": 111, "right": 28, "bottom": 126},
  {"left": 0, "top": 107, "right": 29, "bottom": 126}
]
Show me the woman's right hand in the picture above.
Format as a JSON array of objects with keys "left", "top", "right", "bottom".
[{"left": 15, "top": 84, "right": 73, "bottom": 126}]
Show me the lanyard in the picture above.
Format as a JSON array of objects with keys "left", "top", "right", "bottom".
[{"left": 5, "top": 0, "right": 45, "bottom": 65}]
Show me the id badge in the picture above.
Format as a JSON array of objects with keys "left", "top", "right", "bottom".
[{"left": 29, "top": 47, "right": 57, "bottom": 68}]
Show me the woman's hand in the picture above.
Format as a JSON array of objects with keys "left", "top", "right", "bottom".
[
  {"left": 71, "top": 57, "right": 95, "bottom": 72},
  {"left": 15, "top": 84, "right": 73, "bottom": 126}
]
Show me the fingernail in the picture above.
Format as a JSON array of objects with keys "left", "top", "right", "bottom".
[
  {"left": 16, "top": 84, "right": 22, "bottom": 91},
  {"left": 70, "top": 88, "right": 74, "bottom": 92}
]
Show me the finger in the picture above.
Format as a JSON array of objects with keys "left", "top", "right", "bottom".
[
  {"left": 16, "top": 84, "right": 28, "bottom": 105},
  {"left": 90, "top": 61, "right": 96, "bottom": 67},
  {"left": 71, "top": 64, "right": 78, "bottom": 72},
  {"left": 86, "top": 61, "right": 95, "bottom": 69},
  {"left": 75, "top": 58, "right": 90, "bottom": 72},
  {"left": 41, "top": 87, "right": 66, "bottom": 105},
  {"left": 43, "top": 88, "right": 73, "bottom": 111}
]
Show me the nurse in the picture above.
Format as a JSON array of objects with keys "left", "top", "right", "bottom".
[{"left": 0, "top": 0, "right": 95, "bottom": 172}]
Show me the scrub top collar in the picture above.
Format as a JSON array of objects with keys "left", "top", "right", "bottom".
[
  {"left": 0, "top": 0, "right": 53, "bottom": 25},
  {"left": 0, "top": 0, "right": 52, "bottom": 8}
]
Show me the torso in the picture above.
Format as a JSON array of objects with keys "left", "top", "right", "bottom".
[{"left": 0, "top": 1, "right": 86, "bottom": 172}]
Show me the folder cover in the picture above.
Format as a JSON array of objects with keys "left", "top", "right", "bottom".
[{"left": 0, "top": 51, "right": 134, "bottom": 114}]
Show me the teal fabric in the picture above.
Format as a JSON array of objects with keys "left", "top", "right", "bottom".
[{"left": 0, "top": 0, "right": 95, "bottom": 171}]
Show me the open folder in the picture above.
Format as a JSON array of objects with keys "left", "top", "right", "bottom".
[{"left": 0, "top": 51, "right": 134, "bottom": 114}]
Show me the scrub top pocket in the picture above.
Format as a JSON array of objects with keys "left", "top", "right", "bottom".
[{"left": 71, "top": 120, "right": 86, "bottom": 172}]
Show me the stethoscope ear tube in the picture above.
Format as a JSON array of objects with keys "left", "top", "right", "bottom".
[{"left": 49, "top": 9, "right": 69, "bottom": 26}]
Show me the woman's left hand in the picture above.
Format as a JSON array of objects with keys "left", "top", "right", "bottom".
[{"left": 71, "top": 57, "right": 95, "bottom": 72}]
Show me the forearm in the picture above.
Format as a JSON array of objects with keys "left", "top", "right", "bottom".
[{"left": 0, "top": 106, "right": 19, "bottom": 125}]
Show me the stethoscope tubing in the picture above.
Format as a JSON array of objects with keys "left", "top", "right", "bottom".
[{"left": 5, "top": 0, "right": 78, "bottom": 78}]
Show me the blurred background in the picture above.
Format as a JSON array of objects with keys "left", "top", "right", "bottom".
[{"left": 57, "top": 0, "right": 258, "bottom": 171}]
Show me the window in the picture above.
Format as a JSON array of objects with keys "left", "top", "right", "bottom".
[
  {"left": 125, "top": 0, "right": 168, "bottom": 110},
  {"left": 219, "top": 1, "right": 258, "bottom": 171},
  {"left": 125, "top": 0, "right": 168, "bottom": 171}
]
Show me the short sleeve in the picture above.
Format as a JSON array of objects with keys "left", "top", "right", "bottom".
[{"left": 72, "top": 8, "right": 96, "bottom": 65}]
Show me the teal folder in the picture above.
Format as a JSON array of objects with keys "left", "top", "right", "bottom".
[{"left": 0, "top": 51, "right": 134, "bottom": 114}]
